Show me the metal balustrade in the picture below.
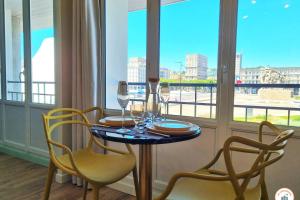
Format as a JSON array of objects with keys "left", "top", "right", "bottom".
[
  {"left": 6, "top": 81, "right": 55, "bottom": 104},
  {"left": 5, "top": 81, "right": 299, "bottom": 125},
  {"left": 128, "top": 82, "right": 300, "bottom": 126}
]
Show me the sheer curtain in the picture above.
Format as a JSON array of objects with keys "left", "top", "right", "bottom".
[{"left": 59, "top": 0, "right": 103, "bottom": 186}]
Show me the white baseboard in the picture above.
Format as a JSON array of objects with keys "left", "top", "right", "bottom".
[
  {"left": 108, "top": 176, "right": 136, "bottom": 196},
  {"left": 107, "top": 175, "right": 168, "bottom": 197},
  {"left": 55, "top": 170, "right": 71, "bottom": 183}
]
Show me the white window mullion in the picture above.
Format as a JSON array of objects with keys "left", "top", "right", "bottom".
[
  {"left": 0, "top": 0, "right": 6, "bottom": 100},
  {"left": 146, "top": 0, "right": 161, "bottom": 81},
  {"left": 22, "top": 0, "right": 32, "bottom": 149},
  {"left": 225, "top": 0, "right": 238, "bottom": 125},
  {"left": 23, "top": 0, "right": 32, "bottom": 104},
  {"left": 215, "top": 0, "right": 238, "bottom": 144},
  {"left": 98, "top": 0, "right": 106, "bottom": 108}
]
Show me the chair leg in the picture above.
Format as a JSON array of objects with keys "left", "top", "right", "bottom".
[
  {"left": 261, "top": 181, "right": 269, "bottom": 200},
  {"left": 43, "top": 161, "right": 56, "bottom": 200},
  {"left": 133, "top": 167, "right": 140, "bottom": 200},
  {"left": 92, "top": 185, "right": 99, "bottom": 200},
  {"left": 83, "top": 180, "right": 88, "bottom": 200}
]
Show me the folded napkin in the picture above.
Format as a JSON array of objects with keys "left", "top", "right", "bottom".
[{"left": 99, "top": 116, "right": 135, "bottom": 127}]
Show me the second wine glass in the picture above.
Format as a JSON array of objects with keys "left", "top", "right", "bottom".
[
  {"left": 130, "top": 104, "right": 145, "bottom": 133},
  {"left": 117, "top": 81, "right": 131, "bottom": 133},
  {"left": 160, "top": 82, "right": 170, "bottom": 120}
]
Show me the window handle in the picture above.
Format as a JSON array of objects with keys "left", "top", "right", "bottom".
[{"left": 221, "top": 65, "right": 228, "bottom": 84}]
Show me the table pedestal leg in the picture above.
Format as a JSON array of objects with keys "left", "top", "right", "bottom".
[{"left": 139, "top": 144, "right": 152, "bottom": 200}]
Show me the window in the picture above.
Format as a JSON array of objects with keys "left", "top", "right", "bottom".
[
  {"left": 2, "top": 0, "right": 55, "bottom": 104},
  {"left": 30, "top": 0, "right": 55, "bottom": 104},
  {"left": 234, "top": 1, "right": 300, "bottom": 126},
  {"left": 127, "top": 5, "right": 147, "bottom": 106},
  {"left": 105, "top": 0, "right": 147, "bottom": 109},
  {"left": 104, "top": 0, "right": 299, "bottom": 128},
  {"left": 4, "top": 0, "right": 25, "bottom": 102},
  {"left": 159, "top": 0, "right": 220, "bottom": 118}
]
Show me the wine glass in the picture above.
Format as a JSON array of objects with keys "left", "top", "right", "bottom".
[
  {"left": 117, "top": 81, "right": 131, "bottom": 133},
  {"left": 130, "top": 104, "right": 145, "bottom": 133},
  {"left": 160, "top": 82, "right": 170, "bottom": 120}
]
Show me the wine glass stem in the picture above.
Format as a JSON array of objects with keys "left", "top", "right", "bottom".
[
  {"left": 122, "top": 108, "right": 125, "bottom": 129},
  {"left": 165, "top": 103, "right": 167, "bottom": 119}
]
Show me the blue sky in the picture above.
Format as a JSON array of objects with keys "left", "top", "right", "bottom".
[
  {"left": 21, "top": 28, "right": 53, "bottom": 59},
  {"left": 128, "top": 0, "right": 300, "bottom": 70}
]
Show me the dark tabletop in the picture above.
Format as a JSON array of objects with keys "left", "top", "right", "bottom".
[{"left": 91, "top": 125, "right": 201, "bottom": 145}]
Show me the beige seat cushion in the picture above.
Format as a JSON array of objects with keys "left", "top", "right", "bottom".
[
  {"left": 58, "top": 149, "right": 136, "bottom": 184},
  {"left": 166, "top": 177, "right": 261, "bottom": 200}
]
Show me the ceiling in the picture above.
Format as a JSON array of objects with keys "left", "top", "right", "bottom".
[
  {"left": 129, "top": 0, "right": 185, "bottom": 11},
  {"left": 4, "top": 0, "right": 185, "bottom": 29},
  {"left": 5, "top": 0, "right": 53, "bottom": 29},
  {"left": 5, "top": 0, "right": 185, "bottom": 14}
]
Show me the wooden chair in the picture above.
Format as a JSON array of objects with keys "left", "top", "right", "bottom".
[
  {"left": 42, "top": 107, "right": 139, "bottom": 200},
  {"left": 155, "top": 121, "right": 294, "bottom": 200}
]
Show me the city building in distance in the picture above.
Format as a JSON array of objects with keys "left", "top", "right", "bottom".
[
  {"left": 169, "top": 71, "right": 182, "bottom": 81},
  {"left": 185, "top": 54, "right": 208, "bottom": 80},
  {"left": 160, "top": 68, "right": 171, "bottom": 79},
  {"left": 240, "top": 66, "right": 300, "bottom": 84},
  {"left": 235, "top": 53, "right": 242, "bottom": 80},
  {"left": 127, "top": 57, "right": 146, "bottom": 83}
]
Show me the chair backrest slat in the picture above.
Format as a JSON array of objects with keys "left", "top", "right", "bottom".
[
  {"left": 42, "top": 108, "right": 93, "bottom": 172},
  {"left": 224, "top": 121, "right": 294, "bottom": 199}
]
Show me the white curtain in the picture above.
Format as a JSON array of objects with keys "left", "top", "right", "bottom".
[{"left": 71, "top": 0, "right": 103, "bottom": 186}]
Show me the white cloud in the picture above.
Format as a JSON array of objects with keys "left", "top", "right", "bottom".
[
  {"left": 284, "top": 4, "right": 290, "bottom": 9},
  {"left": 242, "top": 15, "right": 249, "bottom": 20},
  {"left": 251, "top": 0, "right": 256, "bottom": 4}
]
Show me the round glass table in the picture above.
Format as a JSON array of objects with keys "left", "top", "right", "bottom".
[{"left": 91, "top": 125, "right": 201, "bottom": 200}]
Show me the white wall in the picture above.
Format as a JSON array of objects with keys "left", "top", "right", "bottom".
[{"left": 106, "top": 0, "right": 128, "bottom": 109}]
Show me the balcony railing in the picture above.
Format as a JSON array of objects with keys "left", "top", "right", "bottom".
[
  {"left": 6, "top": 81, "right": 55, "bottom": 104},
  {"left": 5, "top": 81, "right": 299, "bottom": 125},
  {"left": 128, "top": 82, "right": 300, "bottom": 126}
]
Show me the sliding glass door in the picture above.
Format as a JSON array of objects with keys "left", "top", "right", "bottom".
[
  {"left": 0, "top": 0, "right": 56, "bottom": 156},
  {"left": 101, "top": 0, "right": 299, "bottom": 195},
  {"left": 105, "top": 0, "right": 147, "bottom": 110},
  {"left": 233, "top": 0, "right": 300, "bottom": 127},
  {"left": 30, "top": 0, "right": 55, "bottom": 105},
  {"left": 4, "top": 0, "right": 25, "bottom": 102},
  {"left": 159, "top": 0, "right": 220, "bottom": 118}
]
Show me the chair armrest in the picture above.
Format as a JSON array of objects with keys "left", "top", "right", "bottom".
[
  {"left": 86, "top": 123, "right": 131, "bottom": 155},
  {"left": 230, "top": 146, "right": 260, "bottom": 154},
  {"left": 48, "top": 139, "right": 97, "bottom": 180},
  {"left": 200, "top": 145, "right": 260, "bottom": 171},
  {"left": 155, "top": 172, "right": 230, "bottom": 200},
  {"left": 222, "top": 135, "right": 285, "bottom": 195},
  {"left": 82, "top": 107, "right": 104, "bottom": 122},
  {"left": 259, "top": 121, "right": 281, "bottom": 142},
  {"left": 48, "top": 140, "right": 78, "bottom": 170},
  {"left": 82, "top": 107, "right": 135, "bottom": 156}
]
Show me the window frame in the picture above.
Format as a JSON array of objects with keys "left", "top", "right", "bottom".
[
  {"left": 0, "top": 0, "right": 6, "bottom": 102},
  {"left": 103, "top": 0, "right": 222, "bottom": 129},
  {"left": 0, "top": 0, "right": 56, "bottom": 107},
  {"left": 102, "top": 0, "right": 300, "bottom": 134}
]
